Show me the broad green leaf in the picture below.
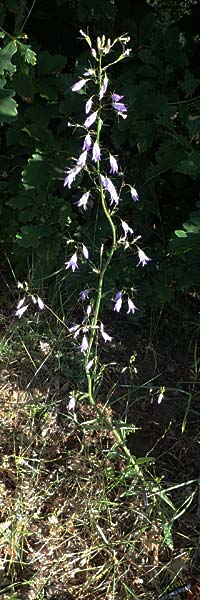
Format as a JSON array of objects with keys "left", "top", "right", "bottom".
[
  {"left": 175, "top": 230, "right": 187, "bottom": 237},
  {"left": 0, "top": 40, "right": 17, "bottom": 74},
  {"left": 177, "top": 151, "right": 200, "bottom": 179},
  {"left": 0, "top": 88, "right": 17, "bottom": 122},
  {"left": 22, "top": 153, "right": 52, "bottom": 189},
  {"left": 17, "top": 224, "right": 54, "bottom": 248},
  {"left": 38, "top": 51, "right": 67, "bottom": 76}
]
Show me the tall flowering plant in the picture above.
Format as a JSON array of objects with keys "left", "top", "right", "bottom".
[{"left": 64, "top": 31, "right": 151, "bottom": 411}]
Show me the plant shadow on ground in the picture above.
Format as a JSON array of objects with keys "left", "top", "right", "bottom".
[{"left": 0, "top": 283, "right": 200, "bottom": 600}]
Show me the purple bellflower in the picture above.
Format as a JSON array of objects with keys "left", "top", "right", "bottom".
[
  {"left": 64, "top": 166, "right": 81, "bottom": 188},
  {"left": 80, "top": 289, "right": 90, "bottom": 301},
  {"left": 76, "top": 191, "right": 89, "bottom": 210},
  {"left": 121, "top": 220, "right": 134, "bottom": 239},
  {"left": 71, "top": 79, "right": 87, "bottom": 92},
  {"left": 85, "top": 97, "right": 93, "bottom": 114},
  {"left": 77, "top": 150, "right": 87, "bottom": 168},
  {"left": 15, "top": 298, "right": 29, "bottom": 318},
  {"left": 84, "top": 110, "right": 98, "bottom": 129},
  {"left": 112, "top": 94, "right": 124, "bottom": 102},
  {"left": 113, "top": 291, "right": 122, "bottom": 312},
  {"left": 80, "top": 335, "right": 89, "bottom": 353},
  {"left": 109, "top": 154, "right": 118, "bottom": 175},
  {"left": 130, "top": 187, "right": 139, "bottom": 202},
  {"left": 92, "top": 141, "right": 101, "bottom": 162},
  {"left": 99, "top": 73, "right": 108, "bottom": 100},
  {"left": 82, "top": 244, "right": 89, "bottom": 260},
  {"left": 127, "top": 298, "right": 138, "bottom": 314},
  {"left": 65, "top": 252, "right": 78, "bottom": 272},
  {"left": 100, "top": 322, "right": 112, "bottom": 343},
  {"left": 137, "top": 249, "right": 151, "bottom": 267},
  {"left": 83, "top": 133, "right": 92, "bottom": 151},
  {"left": 100, "top": 175, "right": 119, "bottom": 206},
  {"left": 112, "top": 94, "right": 127, "bottom": 118}
]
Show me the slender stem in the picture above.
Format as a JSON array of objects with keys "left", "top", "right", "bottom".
[{"left": 85, "top": 52, "right": 116, "bottom": 404}]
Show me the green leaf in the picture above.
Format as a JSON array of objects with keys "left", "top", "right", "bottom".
[
  {"left": 17, "top": 42, "right": 37, "bottom": 66},
  {"left": 17, "top": 224, "right": 54, "bottom": 248},
  {"left": 175, "top": 230, "right": 187, "bottom": 237},
  {"left": 0, "top": 40, "right": 17, "bottom": 74},
  {"left": 38, "top": 51, "right": 67, "bottom": 76},
  {"left": 177, "top": 151, "right": 200, "bottom": 179},
  {"left": 22, "top": 153, "right": 52, "bottom": 189},
  {"left": 0, "top": 87, "right": 18, "bottom": 122},
  {"left": 179, "top": 70, "right": 200, "bottom": 98}
]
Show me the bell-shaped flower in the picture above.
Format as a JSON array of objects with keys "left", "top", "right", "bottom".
[
  {"left": 121, "top": 221, "right": 134, "bottom": 239},
  {"left": 65, "top": 252, "right": 78, "bottom": 272},
  {"left": 15, "top": 297, "right": 29, "bottom": 318},
  {"left": 130, "top": 187, "right": 139, "bottom": 202},
  {"left": 137, "top": 249, "right": 151, "bottom": 267},
  {"left": 112, "top": 93, "right": 124, "bottom": 102},
  {"left": 113, "top": 291, "right": 122, "bottom": 312},
  {"left": 84, "top": 110, "right": 98, "bottom": 129},
  {"left": 100, "top": 175, "right": 119, "bottom": 206},
  {"left": 79, "top": 289, "right": 90, "bottom": 301},
  {"left": 100, "top": 322, "right": 112, "bottom": 343},
  {"left": 80, "top": 335, "right": 89, "bottom": 353},
  {"left": 77, "top": 150, "right": 87, "bottom": 168},
  {"left": 85, "top": 97, "right": 93, "bottom": 114},
  {"left": 83, "top": 133, "right": 92, "bottom": 151},
  {"left": 64, "top": 166, "right": 81, "bottom": 188},
  {"left": 82, "top": 244, "right": 89, "bottom": 260},
  {"left": 99, "top": 73, "right": 108, "bottom": 100},
  {"left": 127, "top": 298, "right": 138, "bottom": 314},
  {"left": 71, "top": 79, "right": 87, "bottom": 92},
  {"left": 76, "top": 191, "right": 89, "bottom": 210},
  {"left": 109, "top": 154, "right": 118, "bottom": 175},
  {"left": 92, "top": 141, "right": 101, "bottom": 162}
]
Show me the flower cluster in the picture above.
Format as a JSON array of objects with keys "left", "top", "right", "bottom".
[{"left": 63, "top": 31, "right": 151, "bottom": 369}]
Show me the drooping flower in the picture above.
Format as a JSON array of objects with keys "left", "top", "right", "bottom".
[
  {"left": 77, "top": 150, "right": 87, "bottom": 168},
  {"left": 86, "top": 304, "right": 92, "bottom": 317},
  {"left": 130, "top": 187, "right": 139, "bottom": 202},
  {"left": 82, "top": 244, "right": 89, "bottom": 260},
  {"left": 80, "top": 289, "right": 90, "bottom": 301},
  {"left": 37, "top": 296, "right": 44, "bottom": 310},
  {"left": 137, "top": 249, "right": 151, "bottom": 267},
  {"left": 71, "top": 79, "right": 87, "bottom": 92},
  {"left": 100, "top": 322, "right": 112, "bottom": 343},
  {"left": 85, "top": 97, "right": 93, "bottom": 114},
  {"left": 109, "top": 154, "right": 118, "bottom": 175},
  {"left": 112, "top": 94, "right": 124, "bottom": 102},
  {"left": 113, "top": 101, "right": 127, "bottom": 115},
  {"left": 69, "top": 324, "right": 80, "bottom": 335},
  {"left": 67, "top": 394, "right": 76, "bottom": 411},
  {"left": 85, "top": 359, "right": 94, "bottom": 370},
  {"left": 80, "top": 335, "right": 88, "bottom": 353},
  {"left": 112, "top": 93, "right": 127, "bottom": 117},
  {"left": 82, "top": 133, "right": 92, "bottom": 151},
  {"left": 92, "top": 141, "right": 101, "bottom": 162},
  {"left": 127, "top": 298, "right": 138, "bottom": 314},
  {"left": 76, "top": 191, "right": 89, "bottom": 210},
  {"left": 121, "top": 220, "right": 134, "bottom": 239},
  {"left": 64, "top": 166, "right": 81, "bottom": 188},
  {"left": 84, "top": 110, "right": 98, "bottom": 129},
  {"left": 113, "top": 291, "right": 122, "bottom": 312},
  {"left": 100, "top": 175, "right": 119, "bottom": 206},
  {"left": 65, "top": 252, "right": 78, "bottom": 272},
  {"left": 15, "top": 297, "right": 29, "bottom": 318},
  {"left": 99, "top": 73, "right": 108, "bottom": 100}
]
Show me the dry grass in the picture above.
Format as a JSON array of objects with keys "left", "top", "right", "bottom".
[{"left": 0, "top": 312, "right": 199, "bottom": 600}]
